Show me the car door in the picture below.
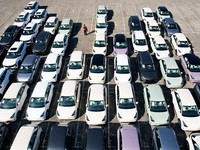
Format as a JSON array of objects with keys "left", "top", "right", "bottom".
[
  {"left": 160, "top": 60, "right": 167, "bottom": 79},
  {"left": 104, "top": 86, "right": 108, "bottom": 115},
  {"left": 44, "top": 84, "right": 51, "bottom": 110},
  {"left": 145, "top": 88, "right": 151, "bottom": 115},
  {"left": 171, "top": 35, "right": 177, "bottom": 49},
  {"left": 17, "top": 84, "right": 28, "bottom": 111},
  {"left": 172, "top": 91, "right": 182, "bottom": 119},
  {"left": 115, "top": 85, "right": 119, "bottom": 110}
]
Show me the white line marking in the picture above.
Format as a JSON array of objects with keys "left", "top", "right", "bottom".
[
  {"left": 120, "top": 4, "right": 126, "bottom": 32},
  {"left": 107, "top": 58, "right": 110, "bottom": 148},
  {"left": 90, "top": 4, "right": 95, "bottom": 31},
  {"left": 62, "top": 5, "right": 69, "bottom": 19},
  {"left": 74, "top": 5, "right": 82, "bottom": 34}
]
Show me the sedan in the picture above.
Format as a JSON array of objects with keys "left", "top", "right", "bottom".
[
  {"left": 58, "top": 19, "right": 73, "bottom": 37},
  {"left": 128, "top": 16, "right": 142, "bottom": 34},
  {"left": 161, "top": 18, "right": 181, "bottom": 36},
  {"left": 186, "top": 132, "right": 200, "bottom": 150},
  {"left": 44, "top": 17, "right": 59, "bottom": 35},
  {"left": 95, "top": 16, "right": 107, "bottom": 35},
  {"left": 96, "top": 5, "right": 107, "bottom": 19},
  {"left": 145, "top": 20, "right": 161, "bottom": 38},
  {"left": 113, "top": 34, "right": 128, "bottom": 56},
  {"left": 93, "top": 33, "right": 107, "bottom": 55},
  {"left": 156, "top": 6, "right": 171, "bottom": 22}
]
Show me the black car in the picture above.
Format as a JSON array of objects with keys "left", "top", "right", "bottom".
[
  {"left": 0, "top": 123, "right": 10, "bottom": 149},
  {"left": 0, "top": 45, "right": 7, "bottom": 63},
  {"left": 128, "top": 16, "right": 142, "bottom": 34},
  {"left": 86, "top": 127, "right": 105, "bottom": 150},
  {"left": 137, "top": 52, "right": 157, "bottom": 83},
  {"left": 0, "top": 25, "right": 21, "bottom": 47},
  {"left": 32, "top": 31, "right": 52, "bottom": 54},
  {"left": 47, "top": 126, "right": 71, "bottom": 150},
  {"left": 161, "top": 18, "right": 180, "bottom": 36}
]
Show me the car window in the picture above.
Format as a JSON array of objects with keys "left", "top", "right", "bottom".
[
  {"left": 45, "top": 85, "right": 51, "bottom": 102},
  {"left": 146, "top": 88, "right": 150, "bottom": 106},
  {"left": 56, "top": 56, "right": 60, "bottom": 67},
  {"left": 116, "top": 85, "right": 119, "bottom": 103},
  {"left": 152, "top": 38, "right": 156, "bottom": 46},
  {"left": 162, "top": 60, "right": 167, "bottom": 72},
  {"left": 119, "top": 130, "right": 122, "bottom": 150},
  {"left": 155, "top": 131, "right": 162, "bottom": 149},
  {"left": 75, "top": 83, "right": 79, "bottom": 102},
  {"left": 28, "top": 130, "right": 37, "bottom": 150},
  {"left": 175, "top": 92, "right": 182, "bottom": 110}
]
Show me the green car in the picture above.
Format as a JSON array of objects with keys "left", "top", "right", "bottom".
[
  {"left": 58, "top": 19, "right": 73, "bottom": 37},
  {"left": 159, "top": 57, "right": 184, "bottom": 88},
  {"left": 144, "top": 84, "right": 170, "bottom": 125}
]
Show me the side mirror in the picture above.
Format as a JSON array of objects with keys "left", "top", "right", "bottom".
[
  {"left": 106, "top": 104, "right": 108, "bottom": 107},
  {"left": 57, "top": 99, "right": 59, "bottom": 103},
  {"left": 136, "top": 101, "right": 139, "bottom": 105},
  {"left": 86, "top": 104, "right": 88, "bottom": 107},
  {"left": 46, "top": 101, "right": 49, "bottom": 104},
  {"left": 57, "top": 66, "right": 60, "bottom": 69},
  {"left": 167, "top": 105, "right": 170, "bottom": 108}
]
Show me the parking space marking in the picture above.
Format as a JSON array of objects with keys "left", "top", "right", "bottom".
[
  {"left": 107, "top": 58, "right": 111, "bottom": 148},
  {"left": 74, "top": 4, "right": 82, "bottom": 34},
  {"left": 90, "top": 4, "right": 95, "bottom": 31},
  {"left": 62, "top": 5, "right": 69, "bottom": 19},
  {"left": 120, "top": 4, "right": 126, "bottom": 32}
]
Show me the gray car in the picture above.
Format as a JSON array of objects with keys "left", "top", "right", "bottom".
[
  {"left": 144, "top": 84, "right": 170, "bottom": 125},
  {"left": 161, "top": 18, "right": 181, "bottom": 36},
  {"left": 17, "top": 54, "right": 40, "bottom": 83}
]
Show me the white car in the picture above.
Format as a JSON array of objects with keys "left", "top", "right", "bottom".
[
  {"left": 171, "top": 33, "right": 192, "bottom": 56},
  {"left": 89, "top": 54, "right": 106, "bottom": 84},
  {"left": 115, "top": 82, "right": 138, "bottom": 122},
  {"left": 186, "top": 132, "right": 200, "bottom": 150},
  {"left": 20, "top": 22, "right": 39, "bottom": 43},
  {"left": 150, "top": 35, "right": 170, "bottom": 59},
  {"left": 171, "top": 89, "right": 200, "bottom": 131},
  {"left": 10, "top": 124, "right": 42, "bottom": 150},
  {"left": 0, "top": 68, "right": 12, "bottom": 95},
  {"left": 93, "top": 33, "right": 107, "bottom": 55},
  {"left": 114, "top": 54, "right": 132, "bottom": 83},
  {"left": 141, "top": 7, "right": 155, "bottom": 23},
  {"left": 67, "top": 51, "right": 85, "bottom": 80},
  {"left": 145, "top": 20, "right": 161, "bottom": 38},
  {"left": 24, "top": 1, "right": 39, "bottom": 17},
  {"left": 26, "top": 82, "right": 54, "bottom": 121},
  {"left": 57, "top": 81, "right": 81, "bottom": 120},
  {"left": 14, "top": 11, "right": 31, "bottom": 29},
  {"left": 96, "top": 5, "right": 107, "bottom": 19},
  {"left": 132, "top": 30, "right": 148, "bottom": 53},
  {"left": 3, "top": 41, "right": 27, "bottom": 69},
  {"left": 0, "top": 83, "right": 29, "bottom": 122},
  {"left": 51, "top": 34, "right": 68, "bottom": 56},
  {"left": 41, "top": 53, "right": 62, "bottom": 82},
  {"left": 95, "top": 16, "right": 107, "bottom": 35},
  {"left": 44, "top": 17, "right": 59, "bottom": 35},
  {"left": 85, "top": 84, "right": 107, "bottom": 125},
  {"left": 58, "top": 19, "right": 74, "bottom": 37},
  {"left": 31, "top": 9, "right": 47, "bottom": 26}
]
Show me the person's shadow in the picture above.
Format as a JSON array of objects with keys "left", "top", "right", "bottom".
[{"left": 87, "top": 30, "right": 95, "bottom": 35}]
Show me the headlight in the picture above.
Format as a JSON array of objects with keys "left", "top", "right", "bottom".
[
  {"left": 72, "top": 110, "right": 76, "bottom": 116},
  {"left": 10, "top": 113, "right": 15, "bottom": 119},
  {"left": 157, "top": 53, "right": 160, "bottom": 56},
  {"left": 79, "top": 72, "right": 82, "bottom": 76},
  {"left": 114, "top": 51, "right": 117, "bottom": 54},
  {"left": 26, "top": 112, "right": 28, "bottom": 117},
  {"left": 143, "top": 19, "right": 146, "bottom": 22},
  {"left": 102, "top": 76, "right": 105, "bottom": 80},
  {"left": 95, "top": 30, "right": 97, "bottom": 33},
  {"left": 86, "top": 115, "right": 90, "bottom": 121},
  {"left": 57, "top": 111, "right": 60, "bottom": 116},
  {"left": 190, "top": 75, "right": 194, "bottom": 79},
  {"left": 93, "top": 49, "right": 96, "bottom": 52},
  {"left": 183, "top": 121, "right": 188, "bottom": 127},
  {"left": 103, "top": 49, "right": 106, "bottom": 52},
  {"left": 167, "top": 116, "right": 170, "bottom": 122},
  {"left": 178, "top": 49, "right": 181, "bottom": 53},
  {"left": 53, "top": 75, "right": 56, "bottom": 79},
  {"left": 41, "top": 75, "right": 43, "bottom": 79},
  {"left": 67, "top": 72, "right": 70, "bottom": 76},
  {"left": 167, "top": 80, "right": 171, "bottom": 85},
  {"left": 148, "top": 33, "right": 152, "bottom": 36},
  {"left": 52, "top": 29, "right": 55, "bottom": 32},
  {"left": 118, "top": 113, "right": 122, "bottom": 119},
  {"left": 102, "top": 116, "right": 106, "bottom": 121},
  {"left": 40, "top": 112, "right": 45, "bottom": 117},
  {"left": 115, "top": 76, "right": 118, "bottom": 81},
  {"left": 89, "top": 76, "right": 92, "bottom": 80},
  {"left": 128, "top": 77, "right": 131, "bottom": 81},
  {"left": 134, "top": 113, "right": 137, "bottom": 118},
  {"left": 150, "top": 116, "right": 155, "bottom": 122}
]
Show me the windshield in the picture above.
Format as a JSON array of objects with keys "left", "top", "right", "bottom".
[
  {"left": 119, "top": 98, "right": 135, "bottom": 109},
  {"left": 29, "top": 97, "right": 45, "bottom": 108},
  {"left": 144, "top": 12, "right": 153, "bottom": 17},
  {"left": 160, "top": 10, "right": 170, "bottom": 15},
  {"left": 167, "top": 69, "right": 180, "bottom": 77},
  {"left": 182, "top": 105, "right": 199, "bottom": 117},
  {"left": 59, "top": 96, "right": 75, "bottom": 107},
  {"left": 88, "top": 100, "right": 105, "bottom": 111},
  {"left": 45, "top": 22, "right": 55, "bottom": 27},
  {"left": 135, "top": 39, "right": 146, "bottom": 46},
  {"left": 19, "top": 65, "right": 32, "bottom": 73},
  {"left": 6, "top": 52, "right": 20, "bottom": 59},
  {"left": 178, "top": 41, "right": 189, "bottom": 47},
  {"left": 168, "top": 24, "right": 177, "bottom": 29},
  {"left": 149, "top": 26, "right": 159, "bottom": 31},
  {"left": 96, "top": 23, "right": 106, "bottom": 28},
  {"left": 2, "top": 33, "right": 14, "bottom": 38},
  {"left": 94, "top": 40, "right": 105, "bottom": 47},
  {"left": 53, "top": 41, "right": 64, "bottom": 48},
  {"left": 189, "top": 64, "right": 200, "bottom": 72},
  {"left": 25, "top": 6, "right": 34, "bottom": 10},
  {"left": 156, "top": 44, "right": 168, "bottom": 50},
  {"left": 97, "top": 9, "right": 106, "bottom": 14},
  {"left": 22, "top": 30, "right": 33, "bottom": 35},
  {"left": 43, "top": 64, "right": 56, "bottom": 72},
  {"left": 150, "top": 101, "right": 167, "bottom": 112},
  {"left": 115, "top": 42, "right": 127, "bottom": 49},
  {"left": 90, "top": 65, "right": 104, "bottom": 73},
  {"left": 131, "top": 22, "right": 140, "bottom": 27},
  {"left": 116, "top": 65, "right": 130, "bottom": 74},
  {"left": 0, "top": 98, "right": 16, "bottom": 109},
  {"left": 15, "top": 18, "right": 24, "bottom": 22},
  {"left": 59, "top": 24, "right": 70, "bottom": 30},
  {"left": 33, "top": 14, "right": 42, "bottom": 19},
  {"left": 141, "top": 64, "right": 155, "bottom": 71},
  {"left": 35, "top": 39, "right": 45, "bottom": 45},
  {"left": 69, "top": 61, "right": 82, "bottom": 69}
]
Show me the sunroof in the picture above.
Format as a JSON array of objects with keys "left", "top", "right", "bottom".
[
  {"left": 26, "top": 27, "right": 32, "bottom": 29},
  {"left": 10, "top": 48, "right": 17, "bottom": 51},
  {"left": 18, "top": 15, "right": 24, "bottom": 17}
]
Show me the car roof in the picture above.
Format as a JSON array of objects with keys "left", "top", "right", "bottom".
[
  {"left": 95, "top": 33, "right": 105, "bottom": 41},
  {"left": 22, "top": 54, "right": 38, "bottom": 66},
  {"left": 146, "top": 85, "right": 165, "bottom": 101},
  {"left": 183, "top": 53, "right": 200, "bottom": 65},
  {"left": 164, "top": 18, "right": 175, "bottom": 24},
  {"left": 97, "top": 5, "right": 106, "bottom": 10},
  {"left": 147, "top": 20, "right": 158, "bottom": 26},
  {"left": 139, "top": 52, "right": 153, "bottom": 64},
  {"left": 143, "top": 7, "right": 153, "bottom": 13},
  {"left": 45, "top": 53, "right": 59, "bottom": 64},
  {"left": 35, "top": 9, "right": 45, "bottom": 14},
  {"left": 90, "top": 84, "right": 104, "bottom": 101},
  {"left": 120, "top": 126, "right": 140, "bottom": 150},
  {"left": 31, "top": 82, "right": 49, "bottom": 97},
  {"left": 175, "top": 89, "right": 196, "bottom": 106},
  {"left": 25, "top": 22, "right": 36, "bottom": 30},
  {"left": 47, "top": 126, "right": 68, "bottom": 150},
  {"left": 174, "top": 33, "right": 187, "bottom": 41},
  {"left": 116, "top": 54, "right": 129, "bottom": 65},
  {"left": 9, "top": 42, "right": 23, "bottom": 52},
  {"left": 152, "top": 35, "right": 165, "bottom": 44},
  {"left": 61, "top": 81, "right": 76, "bottom": 96},
  {"left": 162, "top": 57, "right": 178, "bottom": 69},
  {"left": 27, "top": 1, "right": 37, "bottom": 6},
  {"left": 61, "top": 19, "right": 71, "bottom": 24},
  {"left": 115, "top": 34, "right": 126, "bottom": 42},
  {"left": 17, "top": 11, "right": 28, "bottom": 18},
  {"left": 46, "top": 17, "right": 57, "bottom": 22},
  {"left": 70, "top": 51, "right": 83, "bottom": 61},
  {"left": 118, "top": 82, "right": 133, "bottom": 98},
  {"left": 4, "top": 83, "right": 23, "bottom": 98},
  {"left": 96, "top": 17, "right": 106, "bottom": 23},
  {"left": 134, "top": 31, "right": 145, "bottom": 39},
  {"left": 91, "top": 54, "right": 104, "bottom": 66},
  {"left": 37, "top": 31, "right": 50, "bottom": 39},
  {"left": 5, "top": 25, "right": 18, "bottom": 33},
  {"left": 54, "top": 34, "right": 66, "bottom": 41},
  {"left": 130, "top": 16, "right": 140, "bottom": 22},
  {"left": 86, "top": 128, "right": 104, "bottom": 150},
  {"left": 158, "top": 6, "right": 168, "bottom": 11}
]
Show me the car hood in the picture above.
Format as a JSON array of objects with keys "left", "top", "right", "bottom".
[
  {"left": 32, "top": 44, "right": 46, "bottom": 52},
  {"left": 44, "top": 27, "right": 54, "bottom": 33},
  {"left": 17, "top": 73, "right": 32, "bottom": 82},
  {"left": 41, "top": 71, "right": 56, "bottom": 81},
  {"left": 59, "top": 29, "right": 70, "bottom": 35},
  {"left": 57, "top": 105, "right": 76, "bottom": 118},
  {"left": 150, "top": 111, "right": 169, "bottom": 125},
  {"left": 32, "top": 19, "right": 42, "bottom": 24},
  {"left": 68, "top": 69, "right": 83, "bottom": 77},
  {"left": 89, "top": 72, "right": 105, "bottom": 82},
  {"left": 0, "top": 37, "right": 13, "bottom": 46},
  {"left": 140, "top": 70, "right": 157, "bottom": 81},
  {"left": 27, "top": 107, "right": 45, "bottom": 120},
  {"left": 0, "top": 108, "right": 16, "bottom": 122},
  {"left": 182, "top": 116, "right": 200, "bottom": 130},
  {"left": 167, "top": 76, "right": 183, "bottom": 88},
  {"left": 20, "top": 35, "right": 32, "bottom": 41},
  {"left": 86, "top": 110, "right": 106, "bottom": 123},
  {"left": 24, "top": 10, "right": 34, "bottom": 15},
  {"left": 115, "top": 73, "right": 131, "bottom": 82},
  {"left": 114, "top": 48, "right": 128, "bottom": 55},
  {"left": 177, "top": 47, "right": 191, "bottom": 54},
  {"left": 155, "top": 50, "right": 169, "bottom": 59},
  {"left": 148, "top": 31, "right": 160, "bottom": 37},
  {"left": 93, "top": 46, "right": 106, "bottom": 53},
  {"left": 167, "top": 28, "right": 180, "bottom": 35},
  {"left": 117, "top": 108, "right": 137, "bottom": 121},
  {"left": 134, "top": 45, "right": 148, "bottom": 52},
  {"left": 3, "top": 58, "right": 18, "bottom": 67},
  {"left": 51, "top": 47, "right": 64, "bottom": 54},
  {"left": 13, "top": 22, "right": 24, "bottom": 27}
]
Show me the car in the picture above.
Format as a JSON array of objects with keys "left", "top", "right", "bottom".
[
  {"left": 144, "top": 85, "right": 170, "bottom": 125},
  {"left": 93, "top": 33, "right": 107, "bottom": 55},
  {"left": 14, "top": 11, "right": 31, "bottom": 29},
  {"left": 85, "top": 84, "right": 108, "bottom": 125},
  {"left": 0, "top": 45, "right": 7, "bottom": 63},
  {"left": 41, "top": 53, "right": 62, "bottom": 82},
  {"left": 115, "top": 82, "right": 138, "bottom": 122},
  {"left": 117, "top": 126, "right": 141, "bottom": 150},
  {"left": 3, "top": 41, "right": 27, "bottom": 69},
  {"left": 67, "top": 51, "right": 85, "bottom": 80},
  {"left": 131, "top": 30, "right": 148, "bottom": 54},
  {"left": 194, "top": 83, "right": 200, "bottom": 103},
  {"left": 0, "top": 25, "right": 21, "bottom": 47},
  {"left": 96, "top": 5, "right": 107, "bottom": 19},
  {"left": 145, "top": 20, "right": 161, "bottom": 38},
  {"left": 152, "top": 126, "right": 179, "bottom": 150},
  {"left": 16, "top": 54, "right": 40, "bottom": 83},
  {"left": 156, "top": 6, "right": 171, "bottom": 22},
  {"left": 0, "top": 83, "right": 29, "bottom": 122},
  {"left": 0, "top": 68, "right": 12, "bottom": 95},
  {"left": 159, "top": 57, "right": 183, "bottom": 88},
  {"left": 24, "top": 1, "right": 39, "bottom": 17},
  {"left": 50, "top": 34, "right": 68, "bottom": 56},
  {"left": 113, "top": 34, "right": 128, "bottom": 56},
  {"left": 95, "top": 16, "right": 107, "bottom": 35},
  {"left": 44, "top": 17, "right": 59, "bottom": 35},
  {"left": 161, "top": 18, "right": 181, "bottom": 36},
  {"left": 171, "top": 88, "right": 200, "bottom": 131},
  {"left": 114, "top": 54, "right": 132, "bottom": 83},
  {"left": 88, "top": 54, "right": 106, "bottom": 84},
  {"left": 31, "top": 9, "right": 48, "bottom": 26},
  {"left": 10, "top": 124, "right": 43, "bottom": 150},
  {"left": 47, "top": 126, "right": 71, "bottom": 150},
  {"left": 186, "top": 132, "right": 200, "bottom": 150},
  {"left": 20, "top": 22, "right": 39, "bottom": 43},
  {"left": 150, "top": 35, "right": 170, "bottom": 60},
  {"left": 180, "top": 53, "right": 200, "bottom": 82},
  {"left": 141, "top": 7, "right": 155, "bottom": 23},
  {"left": 26, "top": 81, "right": 54, "bottom": 121},
  {"left": 128, "top": 16, "right": 142, "bottom": 34},
  {"left": 32, "top": 31, "right": 52, "bottom": 54},
  {"left": 86, "top": 127, "right": 105, "bottom": 150},
  {"left": 137, "top": 52, "right": 157, "bottom": 83},
  {"left": 0, "top": 123, "right": 10, "bottom": 149},
  {"left": 58, "top": 19, "right": 73, "bottom": 37},
  {"left": 57, "top": 81, "right": 81, "bottom": 120},
  {"left": 171, "top": 33, "right": 192, "bottom": 56}
]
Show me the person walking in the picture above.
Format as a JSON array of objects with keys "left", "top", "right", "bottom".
[{"left": 83, "top": 24, "right": 88, "bottom": 35}]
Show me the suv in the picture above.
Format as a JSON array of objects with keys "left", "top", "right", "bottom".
[
  {"left": 156, "top": 6, "right": 171, "bottom": 22},
  {"left": 0, "top": 68, "right": 12, "bottom": 95},
  {"left": 44, "top": 17, "right": 59, "bottom": 35},
  {"left": 24, "top": 1, "right": 39, "bottom": 17},
  {"left": 14, "top": 11, "right": 31, "bottom": 29},
  {"left": 128, "top": 16, "right": 142, "bottom": 34},
  {"left": 58, "top": 19, "right": 74, "bottom": 37},
  {"left": 31, "top": 9, "right": 48, "bottom": 26},
  {"left": 93, "top": 33, "right": 107, "bottom": 55}
]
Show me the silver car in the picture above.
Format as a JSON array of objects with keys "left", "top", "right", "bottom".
[{"left": 58, "top": 19, "right": 73, "bottom": 37}]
